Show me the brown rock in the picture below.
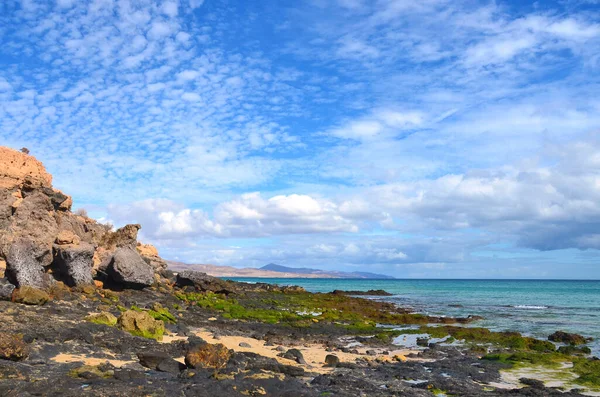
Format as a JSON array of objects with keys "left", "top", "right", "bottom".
[
  {"left": 0, "top": 257, "right": 5, "bottom": 278},
  {"left": 0, "top": 333, "right": 29, "bottom": 361},
  {"left": 137, "top": 243, "right": 168, "bottom": 274},
  {"left": 12, "top": 285, "right": 50, "bottom": 305},
  {"left": 0, "top": 147, "right": 53, "bottom": 190},
  {"left": 55, "top": 230, "right": 81, "bottom": 245},
  {"left": 185, "top": 343, "right": 231, "bottom": 369}
]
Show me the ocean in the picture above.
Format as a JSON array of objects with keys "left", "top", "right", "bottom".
[{"left": 227, "top": 278, "right": 600, "bottom": 356}]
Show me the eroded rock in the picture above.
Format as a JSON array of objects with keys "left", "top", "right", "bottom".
[
  {"left": 0, "top": 333, "right": 29, "bottom": 361},
  {"left": 118, "top": 310, "right": 165, "bottom": 340}
]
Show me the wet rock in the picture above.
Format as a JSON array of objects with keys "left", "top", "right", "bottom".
[
  {"left": 118, "top": 310, "right": 165, "bottom": 340},
  {"left": 281, "top": 348, "right": 306, "bottom": 365},
  {"left": 416, "top": 337, "right": 429, "bottom": 347},
  {"left": 5, "top": 239, "right": 50, "bottom": 289},
  {"left": 106, "top": 247, "right": 154, "bottom": 288},
  {"left": 52, "top": 244, "right": 94, "bottom": 286},
  {"left": 548, "top": 331, "right": 590, "bottom": 345},
  {"left": 324, "top": 354, "right": 340, "bottom": 367},
  {"left": 0, "top": 278, "right": 15, "bottom": 300},
  {"left": 176, "top": 270, "right": 236, "bottom": 294},
  {"left": 12, "top": 286, "right": 49, "bottom": 305},
  {"left": 520, "top": 378, "right": 546, "bottom": 389},
  {"left": 185, "top": 342, "right": 231, "bottom": 369},
  {"left": 0, "top": 333, "right": 29, "bottom": 361}
]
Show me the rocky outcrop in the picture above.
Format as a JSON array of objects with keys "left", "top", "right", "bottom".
[
  {"left": 105, "top": 247, "right": 155, "bottom": 288},
  {"left": 52, "top": 244, "right": 95, "bottom": 286},
  {"left": 548, "top": 331, "right": 590, "bottom": 346},
  {"left": 0, "top": 146, "right": 171, "bottom": 295}
]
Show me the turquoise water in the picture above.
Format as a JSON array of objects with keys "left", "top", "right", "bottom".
[{"left": 228, "top": 278, "right": 600, "bottom": 355}]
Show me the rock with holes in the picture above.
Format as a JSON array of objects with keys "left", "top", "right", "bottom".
[{"left": 53, "top": 244, "right": 94, "bottom": 286}]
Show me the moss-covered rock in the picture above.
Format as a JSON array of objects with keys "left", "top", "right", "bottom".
[
  {"left": 12, "top": 285, "right": 49, "bottom": 305},
  {"left": 548, "top": 331, "right": 589, "bottom": 346},
  {"left": 118, "top": 309, "right": 164, "bottom": 340},
  {"left": 86, "top": 311, "right": 118, "bottom": 326}
]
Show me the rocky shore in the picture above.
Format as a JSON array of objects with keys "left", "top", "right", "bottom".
[{"left": 1, "top": 146, "right": 599, "bottom": 396}]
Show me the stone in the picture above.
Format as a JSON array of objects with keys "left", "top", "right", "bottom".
[
  {"left": 0, "top": 333, "right": 29, "bottom": 361},
  {"left": 137, "top": 243, "right": 168, "bottom": 274},
  {"left": 118, "top": 310, "right": 165, "bottom": 340},
  {"left": 5, "top": 238, "right": 51, "bottom": 288},
  {"left": 12, "top": 286, "right": 49, "bottom": 305},
  {"left": 176, "top": 270, "right": 235, "bottom": 294},
  {"left": 548, "top": 331, "right": 589, "bottom": 345},
  {"left": 416, "top": 337, "right": 429, "bottom": 347},
  {"left": 157, "top": 358, "right": 185, "bottom": 374},
  {"left": 137, "top": 351, "right": 171, "bottom": 369},
  {"left": 239, "top": 342, "right": 252, "bottom": 348},
  {"left": 0, "top": 278, "right": 15, "bottom": 300},
  {"left": 281, "top": 348, "right": 306, "bottom": 365},
  {"left": 55, "top": 230, "right": 80, "bottom": 245},
  {"left": 324, "top": 354, "right": 340, "bottom": 367},
  {"left": 52, "top": 244, "right": 94, "bottom": 286},
  {"left": 185, "top": 343, "right": 231, "bottom": 369},
  {"left": 106, "top": 247, "right": 154, "bottom": 288},
  {"left": 86, "top": 312, "right": 118, "bottom": 326}
]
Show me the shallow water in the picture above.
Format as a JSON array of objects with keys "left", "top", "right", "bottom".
[{"left": 227, "top": 278, "right": 600, "bottom": 356}]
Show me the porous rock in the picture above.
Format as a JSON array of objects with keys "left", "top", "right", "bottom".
[
  {"left": 5, "top": 238, "right": 51, "bottom": 289},
  {"left": 53, "top": 244, "right": 94, "bottom": 286}
]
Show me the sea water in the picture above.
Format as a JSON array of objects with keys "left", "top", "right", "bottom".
[{"left": 227, "top": 278, "right": 600, "bottom": 356}]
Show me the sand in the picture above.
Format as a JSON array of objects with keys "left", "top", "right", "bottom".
[
  {"left": 51, "top": 353, "right": 135, "bottom": 368},
  {"left": 193, "top": 328, "right": 416, "bottom": 374}
]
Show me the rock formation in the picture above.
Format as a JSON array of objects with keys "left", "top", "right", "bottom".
[{"left": 0, "top": 146, "right": 168, "bottom": 297}]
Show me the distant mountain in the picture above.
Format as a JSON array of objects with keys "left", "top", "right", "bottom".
[
  {"left": 166, "top": 261, "right": 395, "bottom": 279},
  {"left": 260, "top": 263, "right": 395, "bottom": 279}
]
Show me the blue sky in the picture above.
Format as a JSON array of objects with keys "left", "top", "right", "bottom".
[{"left": 1, "top": 0, "right": 600, "bottom": 278}]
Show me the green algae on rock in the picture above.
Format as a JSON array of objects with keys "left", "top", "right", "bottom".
[
  {"left": 86, "top": 311, "right": 118, "bottom": 327},
  {"left": 117, "top": 309, "right": 165, "bottom": 340}
]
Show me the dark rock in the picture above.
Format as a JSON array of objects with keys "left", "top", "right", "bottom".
[
  {"left": 239, "top": 342, "right": 252, "bottom": 348},
  {"left": 156, "top": 358, "right": 186, "bottom": 374},
  {"left": 176, "top": 270, "right": 235, "bottom": 294},
  {"left": 324, "top": 354, "right": 340, "bottom": 367},
  {"left": 5, "top": 238, "right": 51, "bottom": 289},
  {"left": 417, "top": 337, "right": 429, "bottom": 347},
  {"left": 0, "top": 278, "right": 15, "bottom": 300},
  {"left": 52, "top": 244, "right": 94, "bottom": 286},
  {"left": 106, "top": 247, "right": 154, "bottom": 288},
  {"left": 281, "top": 348, "right": 306, "bottom": 365},
  {"left": 365, "top": 349, "right": 377, "bottom": 356},
  {"left": 276, "top": 346, "right": 286, "bottom": 352},
  {"left": 520, "top": 378, "right": 546, "bottom": 389},
  {"left": 548, "top": 331, "right": 590, "bottom": 345},
  {"left": 137, "top": 351, "right": 170, "bottom": 369},
  {"left": 331, "top": 289, "right": 393, "bottom": 296}
]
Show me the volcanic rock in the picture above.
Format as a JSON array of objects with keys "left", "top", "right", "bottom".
[
  {"left": 105, "top": 247, "right": 154, "bottom": 288},
  {"left": 52, "top": 244, "right": 94, "bottom": 286},
  {"left": 0, "top": 278, "right": 15, "bottom": 300},
  {"left": 12, "top": 285, "right": 50, "bottom": 305},
  {"left": 176, "top": 270, "right": 235, "bottom": 294},
  {"left": 185, "top": 342, "right": 231, "bottom": 369},
  {"left": 0, "top": 333, "right": 29, "bottom": 361},
  {"left": 118, "top": 310, "right": 165, "bottom": 340},
  {"left": 5, "top": 238, "right": 51, "bottom": 288}
]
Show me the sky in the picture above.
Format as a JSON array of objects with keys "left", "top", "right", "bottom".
[{"left": 1, "top": 0, "right": 600, "bottom": 279}]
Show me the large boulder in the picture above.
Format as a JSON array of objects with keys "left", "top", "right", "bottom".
[
  {"left": 12, "top": 285, "right": 50, "bottom": 305},
  {"left": 105, "top": 247, "right": 154, "bottom": 288},
  {"left": 5, "top": 238, "right": 51, "bottom": 289},
  {"left": 52, "top": 244, "right": 94, "bottom": 286},
  {"left": 176, "top": 270, "right": 236, "bottom": 294}
]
